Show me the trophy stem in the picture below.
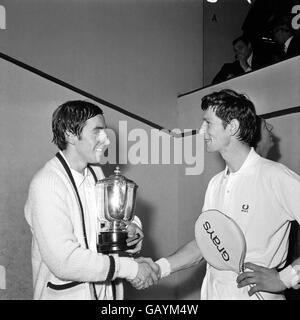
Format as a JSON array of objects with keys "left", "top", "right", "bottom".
[
  {"left": 112, "top": 220, "right": 126, "bottom": 231},
  {"left": 112, "top": 220, "right": 120, "bottom": 231}
]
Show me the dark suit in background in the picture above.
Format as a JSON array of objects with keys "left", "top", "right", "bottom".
[
  {"left": 286, "top": 31, "right": 300, "bottom": 59},
  {"left": 212, "top": 52, "right": 267, "bottom": 84}
]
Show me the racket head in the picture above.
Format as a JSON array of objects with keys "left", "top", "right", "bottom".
[{"left": 195, "top": 209, "right": 246, "bottom": 273}]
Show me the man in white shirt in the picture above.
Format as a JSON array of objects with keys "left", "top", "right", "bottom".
[
  {"left": 133, "top": 89, "right": 300, "bottom": 299},
  {"left": 25, "top": 100, "right": 159, "bottom": 299}
]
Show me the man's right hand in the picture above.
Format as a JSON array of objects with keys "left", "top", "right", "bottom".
[{"left": 129, "top": 257, "right": 160, "bottom": 290}]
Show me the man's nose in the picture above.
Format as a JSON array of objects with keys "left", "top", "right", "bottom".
[
  {"left": 199, "top": 122, "right": 207, "bottom": 135},
  {"left": 99, "top": 130, "right": 110, "bottom": 145},
  {"left": 103, "top": 132, "right": 110, "bottom": 146}
]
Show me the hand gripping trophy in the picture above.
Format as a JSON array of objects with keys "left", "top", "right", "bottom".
[{"left": 96, "top": 167, "right": 138, "bottom": 254}]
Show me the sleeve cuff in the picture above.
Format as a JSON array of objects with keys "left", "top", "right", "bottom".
[
  {"left": 155, "top": 258, "right": 171, "bottom": 278},
  {"left": 132, "top": 216, "right": 142, "bottom": 229},
  {"left": 279, "top": 264, "right": 300, "bottom": 289},
  {"left": 117, "top": 257, "right": 139, "bottom": 280}
]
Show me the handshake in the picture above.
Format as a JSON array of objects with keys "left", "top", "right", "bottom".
[{"left": 128, "top": 257, "right": 162, "bottom": 290}]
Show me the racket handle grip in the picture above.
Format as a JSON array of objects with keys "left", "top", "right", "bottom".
[{"left": 249, "top": 284, "right": 264, "bottom": 300}]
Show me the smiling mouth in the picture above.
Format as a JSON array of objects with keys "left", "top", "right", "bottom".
[{"left": 96, "top": 146, "right": 106, "bottom": 152}]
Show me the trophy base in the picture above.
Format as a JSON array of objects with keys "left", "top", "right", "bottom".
[{"left": 97, "top": 231, "right": 128, "bottom": 254}]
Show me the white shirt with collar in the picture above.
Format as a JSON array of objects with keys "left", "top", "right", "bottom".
[
  {"left": 71, "top": 167, "right": 99, "bottom": 252},
  {"left": 239, "top": 52, "right": 252, "bottom": 73},
  {"left": 200, "top": 148, "right": 300, "bottom": 300},
  {"left": 284, "top": 36, "right": 293, "bottom": 53},
  {"left": 246, "top": 52, "right": 253, "bottom": 72},
  {"left": 59, "top": 151, "right": 102, "bottom": 253}
]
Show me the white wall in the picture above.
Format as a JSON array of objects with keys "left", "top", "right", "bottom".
[
  {"left": 203, "top": 0, "right": 251, "bottom": 85},
  {"left": 0, "top": 0, "right": 203, "bottom": 130}
]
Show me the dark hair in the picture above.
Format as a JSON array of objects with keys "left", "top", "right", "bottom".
[
  {"left": 271, "top": 15, "right": 294, "bottom": 34},
  {"left": 201, "top": 89, "right": 257, "bottom": 146},
  {"left": 232, "top": 35, "right": 251, "bottom": 46},
  {"left": 251, "top": 115, "right": 263, "bottom": 149},
  {"left": 52, "top": 100, "right": 103, "bottom": 150}
]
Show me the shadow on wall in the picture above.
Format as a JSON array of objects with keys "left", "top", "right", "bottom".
[
  {"left": 267, "top": 133, "right": 281, "bottom": 162},
  {"left": 175, "top": 260, "right": 206, "bottom": 300},
  {"left": 265, "top": 130, "right": 300, "bottom": 301}
]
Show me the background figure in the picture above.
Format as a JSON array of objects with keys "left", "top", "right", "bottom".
[
  {"left": 242, "top": 0, "right": 295, "bottom": 41},
  {"left": 241, "top": 0, "right": 297, "bottom": 66},
  {"left": 212, "top": 35, "right": 267, "bottom": 84},
  {"left": 270, "top": 15, "right": 300, "bottom": 61},
  {"left": 24, "top": 100, "right": 159, "bottom": 300}
]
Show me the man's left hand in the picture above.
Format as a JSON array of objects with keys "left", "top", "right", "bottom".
[
  {"left": 236, "top": 262, "right": 286, "bottom": 296},
  {"left": 125, "top": 222, "right": 144, "bottom": 254}
]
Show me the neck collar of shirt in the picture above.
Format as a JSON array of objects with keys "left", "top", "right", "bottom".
[
  {"left": 224, "top": 147, "right": 260, "bottom": 178},
  {"left": 284, "top": 36, "right": 293, "bottom": 52},
  {"left": 239, "top": 53, "right": 253, "bottom": 72},
  {"left": 59, "top": 151, "right": 90, "bottom": 187},
  {"left": 247, "top": 53, "right": 253, "bottom": 68}
]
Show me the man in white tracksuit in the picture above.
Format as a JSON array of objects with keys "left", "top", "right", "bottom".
[
  {"left": 139, "top": 89, "right": 300, "bottom": 299},
  {"left": 25, "top": 100, "right": 159, "bottom": 300}
]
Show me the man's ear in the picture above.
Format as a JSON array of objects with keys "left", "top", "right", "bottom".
[
  {"left": 229, "top": 119, "right": 240, "bottom": 137},
  {"left": 65, "top": 130, "right": 77, "bottom": 145}
]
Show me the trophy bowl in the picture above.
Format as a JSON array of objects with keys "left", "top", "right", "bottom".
[{"left": 96, "top": 167, "right": 138, "bottom": 254}]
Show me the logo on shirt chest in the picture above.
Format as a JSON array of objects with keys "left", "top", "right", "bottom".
[{"left": 241, "top": 204, "right": 249, "bottom": 213}]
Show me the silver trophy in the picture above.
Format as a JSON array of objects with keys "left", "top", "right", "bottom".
[{"left": 97, "top": 167, "right": 138, "bottom": 254}]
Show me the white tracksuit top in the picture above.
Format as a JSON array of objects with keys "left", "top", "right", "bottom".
[{"left": 25, "top": 154, "right": 140, "bottom": 300}]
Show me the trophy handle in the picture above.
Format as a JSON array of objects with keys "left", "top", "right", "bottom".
[{"left": 123, "top": 185, "right": 137, "bottom": 222}]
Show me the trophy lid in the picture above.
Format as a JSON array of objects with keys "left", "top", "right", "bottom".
[{"left": 97, "top": 166, "right": 138, "bottom": 188}]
